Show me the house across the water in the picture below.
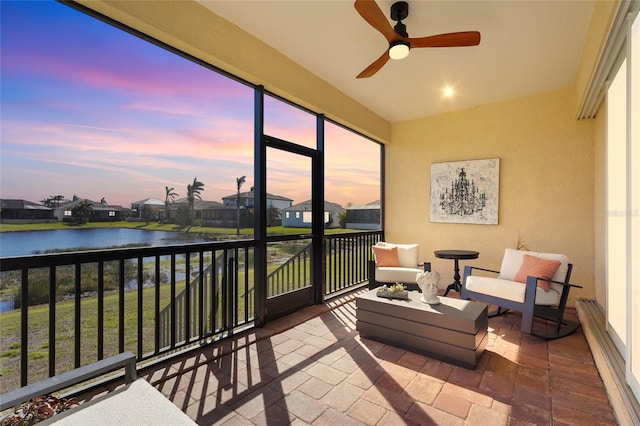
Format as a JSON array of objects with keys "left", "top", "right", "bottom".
[{"left": 282, "top": 200, "right": 344, "bottom": 229}]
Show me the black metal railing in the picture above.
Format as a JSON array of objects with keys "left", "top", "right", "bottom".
[
  {"left": 264, "top": 232, "right": 382, "bottom": 297},
  {"left": 0, "top": 240, "right": 254, "bottom": 391},
  {"left": 0, "top": 230, "right": 382, "bottom": 393},
  {"left": 325, "top": 232, "right": 382, "bottom": 295},
  {"left": 266, "top": 240, "right": 312, "bottom": 297},
  {"left": 157, "top": 247, "right": 254, "bottom": 349}
]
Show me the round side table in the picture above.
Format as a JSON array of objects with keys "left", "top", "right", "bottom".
[{"left": 434, "top": 250, "right": 480, "bottom": 296}]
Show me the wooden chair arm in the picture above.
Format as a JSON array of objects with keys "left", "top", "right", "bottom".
[
  {"left": 466, "top": 266, "right": 582, "bottom": 289},
  {"left": 467, "top": 266, "right": 500, "bottom": 275},
  {"left": 528, "top": 275, "right": 583, "bottom": 289}
]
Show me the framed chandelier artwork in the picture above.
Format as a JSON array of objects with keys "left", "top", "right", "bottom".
[{"left": 430, "top": 158, "right": 500, "bottom": 225}]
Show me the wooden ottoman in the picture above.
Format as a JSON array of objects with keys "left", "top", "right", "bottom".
[{"left": 356, "top": 289, "right": 488, "bottom": 369}]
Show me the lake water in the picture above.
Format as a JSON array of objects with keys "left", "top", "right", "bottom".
[
  {"left": 0, "top": 228, "right": 210, "bottom": 258},
  {"left": 0, "top": 228, "right": 210, "bottom": 313}
]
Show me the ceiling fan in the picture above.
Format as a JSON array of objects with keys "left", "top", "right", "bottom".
[{"left": 354, "top": 0, "right": 481, "bottom": 78}]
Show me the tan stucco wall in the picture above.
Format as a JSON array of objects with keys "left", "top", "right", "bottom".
[
  {"left": 386, "top": 88, "right": 595, "bottom": 304},
  {"left": 75, "top": 0, "right": 391, "bottom": 144}
]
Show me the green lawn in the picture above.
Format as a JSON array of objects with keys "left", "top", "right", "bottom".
[
  {"left": 0, "top": 221, "right": 252, "bottom": 235},
  {"left": 0, "top": 270, "right": 255, "bottom": 393},
  {"left": 0, "top": 286, "right": 166, "bottom": 391},
  {"left": 0, "top": 221, "right": 362, "bottom": 236}
]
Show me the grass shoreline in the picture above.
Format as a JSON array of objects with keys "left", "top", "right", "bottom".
[
  {"left": 0, "top": 221, "right": 360, "bottom": 236},
  {"left": 0, "top": 221, "right": 360, "bottom": 240},
  {"left": 0, "top": 221, "right": 250, "bottom": 235}
]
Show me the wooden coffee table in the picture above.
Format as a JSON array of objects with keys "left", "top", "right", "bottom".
[{"left": 356, "top": 289, "right": 488, "bottom": 369}]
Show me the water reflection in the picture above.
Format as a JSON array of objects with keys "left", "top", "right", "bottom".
[{"left": 0, "top": 228, "right": 211, "bottom": 257}]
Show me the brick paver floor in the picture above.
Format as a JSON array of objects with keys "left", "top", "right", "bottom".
[{"left": 93, "top": 289, "right": 618, "bottom": 425}]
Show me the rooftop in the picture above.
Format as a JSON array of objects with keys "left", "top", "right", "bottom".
[{"left": 81, "top": 289, "right": 615, "bottom": 425}]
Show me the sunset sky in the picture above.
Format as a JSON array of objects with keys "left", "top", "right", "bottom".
[{"left": 0, "top": 1, "right": 380, "bottom": 209}]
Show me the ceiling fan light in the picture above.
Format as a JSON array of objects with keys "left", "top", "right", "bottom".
[{"left": 389, "top": 41, "right": 410, "bottom": 60}]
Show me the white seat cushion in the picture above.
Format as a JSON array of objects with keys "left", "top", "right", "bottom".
[
  {"left": 466, "top": 275, "right": 560, "bottom": 305},
  {"left": 376, "top": 266, "right": 423, "bottom": 284}
]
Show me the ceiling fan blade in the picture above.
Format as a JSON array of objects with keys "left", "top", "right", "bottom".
[
  {"left": 354, "top": 0, "right": 398, "bottom": 44},
  {"left": 409, "top": 31, "right": 481, "bottom": 48},
  {"left": 356, "top": 50, "right": 390, "bottom": 79}
]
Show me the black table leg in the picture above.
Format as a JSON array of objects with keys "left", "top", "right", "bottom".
[{"left": 442, "top": 258, "right": 462, "bottom": 296}]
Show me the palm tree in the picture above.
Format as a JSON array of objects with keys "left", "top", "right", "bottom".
[
  {"left": 164, "top": 186, "right": 179, "bottom": 223},
  {"left": 49, "top": 195, "right": 64, "bottom": 208},
  {"left": 71, "top": 200, "right": 94, "bottom": 224},
  {"left": 235, "top": 176, "right": 246, "bottom": 235},
  {"left": 186, "top": 177, "right": 204, "bottom": 225}
]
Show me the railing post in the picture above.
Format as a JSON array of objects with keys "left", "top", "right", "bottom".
[
  {"left": 227, "top": 255, "right": 235, "bottom": 329},
  {"left": 20, "top": 268, "right": 28, "bottom": 387}
]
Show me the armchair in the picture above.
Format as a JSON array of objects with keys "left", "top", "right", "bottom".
[
  {"left": 368, "top": 242, "right": 430, "bottom": 291},
  {"left": 460, "top": 248, "right": 582, "bottom": 339}
]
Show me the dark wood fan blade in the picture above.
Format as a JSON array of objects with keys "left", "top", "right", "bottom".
[
  {"left": 356, "top": 50, "right": 390, "bottom": 78},
  {"left": 354, "top": 0, "right": 398, "bottom": 44},
  {"left": 409, "top": 31, "right": 481, "bottom": 48}
]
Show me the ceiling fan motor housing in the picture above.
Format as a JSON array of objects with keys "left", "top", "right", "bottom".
[
  {"left": 391, "top": 2, "right": 409, "bottom": 37},
  {"left": 390, "top": 1, "right": 409, "bottom": 22}
]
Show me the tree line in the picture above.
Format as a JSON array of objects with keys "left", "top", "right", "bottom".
[{"left": 41, "top": 176, "right": 251, "bottom": 229}]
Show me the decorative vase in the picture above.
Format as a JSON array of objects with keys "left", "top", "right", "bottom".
[{"left": 416, "top": 270, "right": 441, "bottom": 304}]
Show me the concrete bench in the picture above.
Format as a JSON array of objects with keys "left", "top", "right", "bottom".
[
  {"left": 0, "top": 352, "right": 136, "bottom": 412},
  {"left": 40, "top": 379, "right": 196, "bottom": 425}
]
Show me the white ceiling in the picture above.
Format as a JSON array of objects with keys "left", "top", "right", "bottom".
[{"left": 198, "top": 0, "right": 595, "bottom": 123}]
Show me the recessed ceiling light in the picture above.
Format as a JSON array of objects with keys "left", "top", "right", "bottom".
[{"left": 443, "top": 86, "right": 454, "bottom": 98}]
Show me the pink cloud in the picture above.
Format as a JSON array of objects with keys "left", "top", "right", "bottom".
[{"left": 2, "top": 14, "right": 380, "bottom": 209}]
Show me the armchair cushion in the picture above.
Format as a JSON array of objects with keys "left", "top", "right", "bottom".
[
  {"left": 514, "top": 255, "right": 561, "bottom": 292},
  {"left": 465, "top": 275, "right": 560, "bottom": 305},
  {"left": 498, "top": 248, "right": 569, "bottom": 294},
  {"left": 375, "top": 266, "right": 424, "bottom": 284},
  {"left": 374, "top": 242, "right": 419, "bottom": 268},
  {"left": 372, "top": 245, "right": 400, "bottom": 267}
]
